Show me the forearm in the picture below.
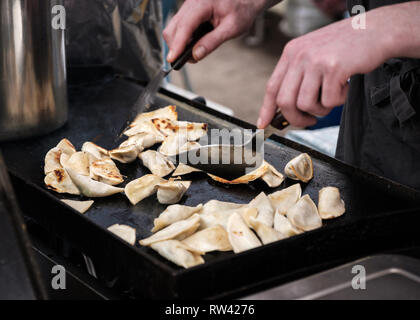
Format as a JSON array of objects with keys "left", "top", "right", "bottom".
[{"left": 369, "top": 2, "right": 420, "bottom": 60}]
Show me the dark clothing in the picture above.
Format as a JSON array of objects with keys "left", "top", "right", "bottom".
[{"left": 337, "top": 0, "right": 420, "bottom": 189}]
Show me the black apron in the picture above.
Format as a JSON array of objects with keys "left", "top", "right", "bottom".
[{"left": 337, "top": 0, "right": 420, "bottom": 189}]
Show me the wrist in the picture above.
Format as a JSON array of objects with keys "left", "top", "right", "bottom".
[{"left": 369, "top": 2, "right": 420, "bottom": 60}]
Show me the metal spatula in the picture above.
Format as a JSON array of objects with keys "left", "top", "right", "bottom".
[
  {"left": 171, "top": 111, "right": 290, "bottom": 181},
  {"left": 117, "top": 22, "right": 215, "bottom": 138}
]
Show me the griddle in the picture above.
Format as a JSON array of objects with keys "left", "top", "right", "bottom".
[{"left": 2, "top": 67, "right": 420, "bottom": 299}]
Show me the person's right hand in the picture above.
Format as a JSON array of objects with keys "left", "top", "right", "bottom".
[{"left": 163, "top": 0, "right": 268, "bottom": 63}]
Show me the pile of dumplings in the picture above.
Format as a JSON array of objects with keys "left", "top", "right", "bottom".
[
  {"left": 137, "top": 183, "right": 345, "bottom": 269},
  {"left": 44, "top": 106, "right": 294, "bottom": 210},
  {"left": 43, "top": 105, "right": 346, "bottom": 269}
]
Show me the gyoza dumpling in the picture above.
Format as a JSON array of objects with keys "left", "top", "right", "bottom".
[
  {"left": 183, "top": 225, "right": 232, "bottom": 253},
  {"left": 199, "top": 200, "right": 244, "bottom": 229},
  {"left": 150, "top": 240, "right": 204, "bottom": 269},
  {"left": 44, "top": 139, "right": 76, "bottom": 174},
  {"left": 66, "top": 168, "right": 124, "bottom": 198},
  {"left": 124, "top": 120, "right": 166, "bottom": 141},
  {"left": 318, "top": 187, "right": 346, "bottom": 219},
  {"left": 227, "top": 212, "right": 262, "bottom": 253},
  {"left": 139, "top": 150, "right": 175, "bottom": 178},
  {"left": 287, "top": 195, "right": 322, "bottom": 231},
  {"left": 159, "top": 134, "right": 200, "bottom": 157},
  {"left": 176, "top": 121, "right": 208, "bottom": 141},
  {"left": 200, "top": 203, "right": 257, "bottom": 231},
  {"left": 157, "top": 181, "right": 191, "bottom": 204},
  {"left": 56, "top": 138, "right": 76, "bottom": 156},
  {"left": 90, "top": 158, "right": 124, "bottom": 185},
  {"left": 268, "top": 184, "right": 302, "bottom": 215},
  {"left": 82, "top": 142, "right": 109, "bottom": 160},
  {"left": 248, "top": 192, "right": 275, "bottom": 227},
  {"left": 172, "top": 163, "right": 202, "bottom": 176},
  {"left": 249, "top": 217, "right": 286, "bottom": 245},
  {"left": 153, "top": 204, "right": 203, "bottom": 232},
  {"left": 44, "top": 147, "right": 63, "bottom": 174},
  {"left": 284, "top": 153, "right": 314, "bottom": 183},
  {"left": 108, "top": 224, "right": 136, "bottom": 245},
  {"left": 208, "top": 161, "right": 268, "bottom": 185},
  {"left": 140, "top": 214, "right": 201, "bottom": 246},
  {"left": 208, "top": 161, "right": 283, "bottom": 188},
  {"left": 130, "top": 105, "right": 178, "bottom": 127},
  {"left": 273, "top": 210, "right": 303, "bottom": 237},
  {"left": 109, "top": 145, "right": 141, "bottom": 164},
  {"left": 65, "top": 152, "right": 90, "bottom": 176},
  {"left": 152, "top": 119, "right": 208, "bottom": 141},
  {"left": 121, "top": 133, "right": 159, "bottom": 150},
  {"left": 125, "top": 174, "right": 165, "bottom": 205},
  {"left": 45, "top": 169, "right": 80, "bottom": 195},
  {"left": 61, "top": 199, "right": 94, "bottom": 214},
  {"left": 261, "top": 163, "right": 285, "bottom": 188}
]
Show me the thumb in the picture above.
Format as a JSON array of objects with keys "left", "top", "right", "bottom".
[{"left": 192, "top": 19, "right": 237, "bottom": 61}]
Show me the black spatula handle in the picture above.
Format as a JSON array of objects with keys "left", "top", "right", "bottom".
[
  {"left": 171, "top": 22, "right": 214, "bottom": 71},
  {"left": 270, "top": 110, "right": 290, "bottom": 130}
]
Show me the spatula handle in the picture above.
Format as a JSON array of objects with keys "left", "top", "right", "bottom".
[
  {"left": 264, "top": 110, "right": 290, "bottom": 140},
  {"left": 171, "top": 22, "right": 214, "bottom": 71}
]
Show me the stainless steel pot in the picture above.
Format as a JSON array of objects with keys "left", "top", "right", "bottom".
[{"left": 0, "top": 0, "right": 68, "bottom": 141}]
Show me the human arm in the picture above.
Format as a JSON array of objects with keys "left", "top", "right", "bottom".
[
  {"left": 163, "top": 0, "right": 282, "bottom": 63},
  {"left": 257, "top": 1, "right": 420, "bottom": 128}
]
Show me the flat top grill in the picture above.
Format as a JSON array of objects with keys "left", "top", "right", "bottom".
[{"left": 2, "top": 69, "right": 420, "bottom": 299}]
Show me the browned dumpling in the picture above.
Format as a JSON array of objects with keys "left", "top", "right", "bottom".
[
  {"left": 90, "top": 158, "right": 124, "bottom": 186},
  {"left": 139, "top": 150, "right": 176, "bottom": 178},
  {"left": 45, "top": 169, "right": 80, "bottom": 195},
  {"left": 284, "top": 153, "right": 314, "bottom": 183}
]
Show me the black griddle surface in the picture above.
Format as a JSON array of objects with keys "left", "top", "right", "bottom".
[{"left": 2, "top": 74, "right": 420, "bottom": 299}]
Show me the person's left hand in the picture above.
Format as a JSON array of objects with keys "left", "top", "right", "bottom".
[{"left": 257, "top": 11, "right": 396, "bottom": 128}]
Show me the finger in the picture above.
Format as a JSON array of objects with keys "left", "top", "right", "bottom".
[
  {"left": 278, "top": 67, "right": 317, "bottom": 127},
  {"left": 167, "top": 8, "right": 211, "bottom": 63},
  {"left": 257, "top": 57, "right": 289, "bottom": 129},
  {"left": 192, "top": 17, "right": 237, "bottom": 61},
  {"left": 163, "top": 15, "right": 180, "bottom": 51},
  {"left": 297, "top": 72, "right": 330, "bottom": 117},
  {"left": 321, "top": 73, "right": 349, "bottom": 108}
]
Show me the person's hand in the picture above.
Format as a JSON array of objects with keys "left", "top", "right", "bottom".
[
  {"left": 313, "top": 0, "right": 347, "bottom": 18},
  {"left": 258, "top": 9, "right": 397, "bottom": 128},
  {"left": 163, "top": 0, "right": 268, "bottom": 63}
]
